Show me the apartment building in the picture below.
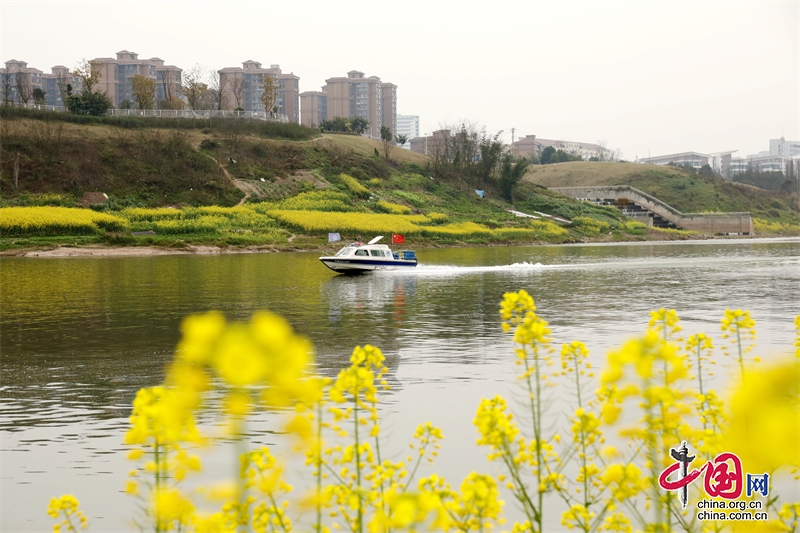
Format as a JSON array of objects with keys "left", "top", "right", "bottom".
[
  {"left": 512, "top": 135, "right": 610, "bottom": 160},
  {"left": 90, "top": 51, "right": 182, "bottom": 107},
  {"left": 301, "top": 70, "right": 397, "bottom": 138},
  {"left": 300, "top": 88, "right": 327, "bottom": 127},
  {"left": 42, "top": 65, "right": 84, "bottom": 107},
  {"left": 396, "top": 115, "right": 420, "bottom": 149},
  {"left": 2, "top": 59, "right": 43, "bottom": 103},
  {"left": 218, "top": 61, "right": 299, "bottom": 122}
]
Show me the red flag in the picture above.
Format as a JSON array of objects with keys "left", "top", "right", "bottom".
[{"left": 392, "top": 234, "right": 405, "bottom": 244}]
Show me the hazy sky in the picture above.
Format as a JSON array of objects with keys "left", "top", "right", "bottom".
[{"left": 1, "top": 1, "right": 797, "bottom": 160}]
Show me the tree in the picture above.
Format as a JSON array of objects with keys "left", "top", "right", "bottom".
[
  {"left": 2, "top": 74, "right": 13, "bottom": 105},
  {"left": 15, "top": 74, "right": 33, "bottom": 104},
  {"left": 477, "top": 131, "right": 505, "bottom": 184},
  {"left": 499, "top": 154, "right": 530, "bottom": 203},
  {"left": 350, "top": 117, "right": 369, "bottom": 135},
  {"left": 32, "top": 88, "right": 46, "bottom": 105},
  {"left": 55, "top": 71, "right": 71, "bottom": 107},
  {"left": 73, "top": 59, "right": 103, "bottom": 95},
  {"left": 119, "top": 99, "right": 134, "bottom": 109},
  {"left": 129, "top": 75, "right": 156, "bottom": 110},
  {"left": 260, "top": 74, "right": 279, "bottom": 117},
  {"left": 395, "top": 134, "right": 408, "bottom": 147},
  {"left": 381, "top": 126, "right": 395, "bottom": 160},
  {"left": 320, "top": 117, "right": 350, "bottom": 132},
  {"left": 208, "top": 69, "right": 227, "bottom": 111},
  {"left": 540, "top": 145, "right": 556, "bottom": 164},
  {"left": 230, "top": 76, "right": 245, "bottom": 109},
  {"left": 595, "top": 139, "right": 610, "bottom": 161},
  {"left": 180, "top": 64, "right": 208, "bottom": 111},
  {"left": 66, "top": 90, "right": 111, "bottom": 115},
  {"left": 159, "top": 69, "right": 180, "bottom": 109},
  {"left": 67, "top": 59, "right": 111, "bottom": 115}
]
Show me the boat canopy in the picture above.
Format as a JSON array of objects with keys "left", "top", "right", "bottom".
[{"left": 368, "top": 236, "right": 383, "bottom": 244}]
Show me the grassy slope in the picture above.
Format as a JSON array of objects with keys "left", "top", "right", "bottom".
[{"left": 524, "top": 161, "right": 800, "bottom": 223}]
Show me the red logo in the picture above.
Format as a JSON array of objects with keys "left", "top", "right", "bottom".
[{"left": 659, "top": 442, "right": 743, "bottom": 502}]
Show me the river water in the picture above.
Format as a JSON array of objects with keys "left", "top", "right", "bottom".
[{"left": 2, "top": 238, "right": 799, "bottom": 531}]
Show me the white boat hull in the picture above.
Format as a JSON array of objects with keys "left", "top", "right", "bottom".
[{"left": 320, "top": 257, "right": 417, "bottom": 273}]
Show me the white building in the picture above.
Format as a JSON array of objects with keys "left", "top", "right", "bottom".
[
  {"left": 396, "top": 114, "right": 419, "bottom": 149},
  {"left": 770, "top": 137, "right": 800, "bottom": 158}
]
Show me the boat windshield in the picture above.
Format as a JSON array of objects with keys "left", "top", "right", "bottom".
[{"left": 333, "top": 247, "right": 354, "bottom": 257}]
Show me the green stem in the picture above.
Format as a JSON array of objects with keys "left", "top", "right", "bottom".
[
  {"left": 736, "top": 326, "right": 745, "bottom": 383},
  {"left": 353, "top": 391, "right": 363, "bottom": 533},
  {"left": 315, "top": 400, "right": 324, "bottom": 533}
]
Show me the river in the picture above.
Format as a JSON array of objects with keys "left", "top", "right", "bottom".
[{"left": 2, "top": 238, "right": 798, "bottom": 531}]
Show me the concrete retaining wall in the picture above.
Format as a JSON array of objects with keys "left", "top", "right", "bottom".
[{"left": 552, "top": 185, "right": 754, "bottom": 234}]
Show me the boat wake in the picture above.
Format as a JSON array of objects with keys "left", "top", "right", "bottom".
[{"left": 382, "top": 261, "right": 550, "bottom": 276}]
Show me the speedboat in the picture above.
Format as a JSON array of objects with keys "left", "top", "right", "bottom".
[{"left": 319, "top": 236, "right": 418, "bottom": 273}]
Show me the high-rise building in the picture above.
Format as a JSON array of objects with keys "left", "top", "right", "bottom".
[
  {"left": 91, "top": 51, "right": 182, "bottom": 107},
  {"left": 218, "top": 61, "right": 299, "bottom": 122},
  {"left": 300, "top": 88, "right": 327, "bottom": 127},
  {"left": 396, "top": 115, "right": 419, "bottom": 149},
  {"left": 304, "top": 70, "right": 396, "bottom": 138}
]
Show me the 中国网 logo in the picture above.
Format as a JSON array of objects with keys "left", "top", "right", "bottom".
[{"left": 657, "top": 441, "right": 770, "bottom": 522}]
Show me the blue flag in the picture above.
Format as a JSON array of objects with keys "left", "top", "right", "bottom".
[{"left": 328, "top": 232, "right": 341, "bottom": 243}]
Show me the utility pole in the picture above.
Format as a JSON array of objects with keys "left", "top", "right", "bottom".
[{"left": 511, "top": 127, "right": 515, "bottom": 157}]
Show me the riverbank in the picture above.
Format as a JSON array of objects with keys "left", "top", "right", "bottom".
[{"left": 0, "top": 229, "right": 770, "bottom": 258}]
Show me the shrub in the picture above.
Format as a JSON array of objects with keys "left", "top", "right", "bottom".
[
  {"left": 375, "top": 200, "right": 412, "bottom": 215},
  {"left": 338, "top": 173, "right": 370, "bottom": 198},
  {"left": 571, "top": 216, "right": 611, "bottom": 236}
]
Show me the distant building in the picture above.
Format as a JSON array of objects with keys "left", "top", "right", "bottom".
[
  {"left": 770, "top": 137, "right": 800, "bottom": 159},
  {"left": 303, "top": 70, "right": 397, "bottom": 138},
  {"left": 300, "top": 88, "right": 327, "bottom": 127},
  {"left": 409, "top": 129, "right": 450, "bottom": 157},
  {"left": 218, "top": 61, "right": 299, "bottom": 122},
  {"left": 2, "top": 59, "right": 43, "bottom": 103},
  {"left": 396, "top": 115, "right": 419, "bottom": 149},
  {"left": 637, "top": 150, "right": 736, "bottom": 177},
  {"left": 41, "top": 66, "right": 83, "bottom": 107},
  {"left": 91, "top": 51, "right": 182, "bottom": 108},
  {"left": 512, "top": 135, "right": 610, "bottom": 160}
]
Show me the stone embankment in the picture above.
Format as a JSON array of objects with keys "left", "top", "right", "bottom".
[{"left": 552, "top": 185, "right": 754, "bottom": 234}]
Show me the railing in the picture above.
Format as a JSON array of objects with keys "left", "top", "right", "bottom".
[
  {"left": 106, "top": 108, "right": 289, "bottom": 122},
  {"left": 3, "top": 101, "right": 289, "bottom": 122}
]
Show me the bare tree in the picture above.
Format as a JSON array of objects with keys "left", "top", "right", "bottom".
[
  {"left": 180, "top": 64, "right": 208, "bottom": 111},
  {"left": 208, "top": 69, "right": 227, "bottom": 111},
  {"left": 595, "top": 139, "right": 611, "bottom": 161},
  {"left": 230, "top": 76, "right": 245, "bottom": 109},
  {"left": 15, "top": 74, "right": 33, "bottom": 104},
  {"left": 130, "top": 75, "right": 156, "bottom": 110},
  {"left": 260, "top": 74, "right": 279, "bottom": 117},
  {"left": 159, "top": 69, "right": 183, "bottom": 109},
  {"left": 2, "top": 73, "right": 13, "bottom": 105},
  {"left": 55, "top": 71, "right": 71, "bottom": 107}
]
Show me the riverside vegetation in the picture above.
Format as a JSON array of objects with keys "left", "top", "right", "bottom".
[
  {"left": 2, "top": 109, "right": 799, "bottom": 251},
  {"left": 47, "top": 291, "right": 800, "bottom": 532}
]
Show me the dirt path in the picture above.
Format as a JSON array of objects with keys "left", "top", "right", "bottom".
[{"left": 204, "top": 153, "right": 253, "bottom": 206}]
